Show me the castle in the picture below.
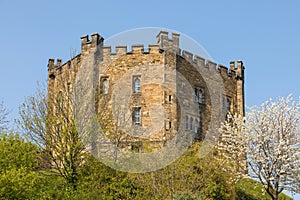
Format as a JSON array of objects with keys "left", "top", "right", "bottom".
[{"left": 47, "top": 31, "right": 245, "bottom": 154}]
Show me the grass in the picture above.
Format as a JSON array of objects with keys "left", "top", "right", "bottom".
[{"left": 236, "top": 178, "right": 292, "bottom": 200}]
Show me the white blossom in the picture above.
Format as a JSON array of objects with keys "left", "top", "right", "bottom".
[{"left": 218, "top": 94, "right": 300, "bottom": 199}]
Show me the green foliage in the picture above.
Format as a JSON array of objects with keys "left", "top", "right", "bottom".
[
  {"left": 0, "top": 167, "right": 44, "bottom": 199},
  {"left": 0, "top": 133, "right": 38, "bottom": 171},
  {"left": 74, "top": 155, "right": 148, "bottom": 200},
  {"left": 0, "top": 133, "right": 43, "bottom": 199},
  {"left": 0, "top": 133, "right": 293, "bottom": 199},
  {"left": 236, "top": 178, "right": 293, "bottom": 200},
  {"left": 173, "top": 192, "right": 197, "bottom": 200},
  {"left": 130, "top": 143, "right": 233, "bottom": 200}
]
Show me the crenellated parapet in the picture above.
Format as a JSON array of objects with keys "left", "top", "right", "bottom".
[
  {"left": 100, "top": 44, "right": 161, "bottom": 63},
  {"left": 47, "top": 31, "right": 244, "bottom": 85},
  {"left": 81, "top": 33, "right": 104, "bottom": 54},
  {"left": 157, "top": 30, "right": 180, "bottom": 53},
  {"left": 102, "top": 44, "right": 160, "bottom": 55},
  {"left": 178, "top": 48, "right": 244, "bottom": 81},
  {"left": 48, "top": 58, "right": 62, "bottom": 72}
]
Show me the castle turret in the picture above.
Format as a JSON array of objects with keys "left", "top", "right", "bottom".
[
  {"left": 157, "top": 31, "right": 180, "bottom": 53},
  {"left": 80, "top": 33, "right": 104, "bottom": 55}
]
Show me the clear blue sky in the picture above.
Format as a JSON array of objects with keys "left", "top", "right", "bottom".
[{"left": 0, "top": 0, "right": 299, "bottom": 197}]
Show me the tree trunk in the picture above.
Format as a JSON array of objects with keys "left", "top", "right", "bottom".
[{"left": 271, "top": 191, "right": 278, "bottom": 200}]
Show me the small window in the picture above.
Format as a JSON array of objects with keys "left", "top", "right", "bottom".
[
  {"left": 133, "top": 76, "right": 141, "bottom": 93},
  {"left": 102, "top": 79, "right": 108, "bottom": 94},
  {"left": 169, "top": 121, "right": 172, "bottom": 129},
  {"left": 194, "top": 88, "right": 198, "bottom": 102},
  {"left": 49, "top": 73, "right": 55, "bottom": 80},
  {"left": 169, "top": 95, "right": 172, "bottom": 103},
  {"left": 131, "top": 144, "right": 141, "bottom": 153},
  {"left": 100, "top": 77, "right": 109, "bottom": 94},
  {"left": 67, "top": 82, "right": 71, "bottom": 92},
  {"left": 194, "top": 88, "right": 203, "bottom": 104},
  {"left": 190, "top": 117, "right": 193, "bottom": 131},
  {"left": 185, "top": 116, "right": 189, "bottom": 130},
  {"left": 132, "top": 107, "right": 141, "bottom": 125},
  {"left": 226, "top": 98, "right": 231, "bottom": 112},
  {"left": 198, "top": 90, "right": 203, "bottom": 104},
  {"left": 194, "top": 119, "right": 198, "bottom": 133},
  {"left": 223, "top": 96, "right": 231, "bottom": 113}
]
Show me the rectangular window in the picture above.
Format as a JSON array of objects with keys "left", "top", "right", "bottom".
[
  {"left": 132, "top": 107, "right": 141, "bottom": 125},
  {"left": 194, "top": 88, "right": 198, "bottom": 102},
  {"left": 194, "top": 119, "right": 199, "bottom": 133},
  {"left": 190, "top": 117, "right": 193, "bottom": 130},
  {"left": 226, "top": 98, "right": 231, "bottom": 112},
  {"left": 194, "top": 88, "right": 203, "bottom": 104},
  {"left": 185, "top": 116, "right": 189, "bottom": 130},
  {"left": 198, "top": 90, "right": 203, "bottom": 104},
  {"left": 67, "top": 82, "right": 71, "bottom": 92},
  {"left": 165, "top": 120, "right": 172, "bottom": 131}
]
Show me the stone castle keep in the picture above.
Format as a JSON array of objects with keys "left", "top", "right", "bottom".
[{"left": 47, "top": 31, "right": 245, "bottom": 152}]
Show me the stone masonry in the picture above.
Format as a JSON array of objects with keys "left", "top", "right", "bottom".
[{"left": 47, "top": 31, "right": 245, "bottom": 153}]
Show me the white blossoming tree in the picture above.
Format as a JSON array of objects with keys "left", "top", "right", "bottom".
[
  {"left": 218, "top": 95, "right": 300, "bottom": 200},
  {"left": 217, "top": 113, "right": 248, "bottom": 184}
]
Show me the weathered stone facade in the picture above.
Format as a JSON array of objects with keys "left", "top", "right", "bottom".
[{"left": 47, "top": 31, "right": 245, "bottom": 153}]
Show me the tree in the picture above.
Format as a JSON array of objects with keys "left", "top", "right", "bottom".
[
  {"left": 0, "top": 133, "right": 43, "bottom": 199},
  {"left": 218, "top": 113, "right": 247, "bottom": 179},
  {"left": 217, "top": 113, "right": 248, "bottom": 198},
  {"left": 218, "top": 95, "right": 300, "bottom": 200},
  {"left": 18, "top": 83, "right": 85, "bottom": 189},
  {"left": 0, "top": 101, "right": 9, "bottom": 132},
  {"left": 131, "top": 142, "right": 235, "bottom": 199}
]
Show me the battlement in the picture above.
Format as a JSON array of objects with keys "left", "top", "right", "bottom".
[
  {"left": 48, "top": 58, "right": 62, "bottom": 70},
  {"left": 47, "top": 30, "right": 244, "bottom": 82},
  {"left": 154, "top": 31, "right": 244, "bottom": 80},
  {"left": 179, "top": 48, "right": 243, "bottom": 80},
  {"left": 157, "top": 30, "right": 180, "bottom": 53},
  {"left": 81, "top": 33, "right": 104, "bottom": 53},
  {"left": 102, "top": 44, "right": 160, "bottom": 56}
]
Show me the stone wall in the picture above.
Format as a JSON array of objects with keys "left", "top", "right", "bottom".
[{"left": 47, "top": 31, "right": 245, "bottom": 153}]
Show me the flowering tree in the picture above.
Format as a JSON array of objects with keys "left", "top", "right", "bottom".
[
  {"left": 217, "top": 113, "right": 248, "bottom": 184},
  {"left": 218, "top": 95, "right": 300, "bottom": 200}
]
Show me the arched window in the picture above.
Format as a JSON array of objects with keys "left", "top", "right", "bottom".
[
  {"left": 102, "top": 78, "right": 108, "bottom": 94},
  {"left": 185, "top": 116, "right": 189, "bottom": 130},
  {"left": 133, "top": 76, "right": 141, "bottom": 93},
  {"left": 190, "top": 117, "right": 193, "bottom": 131}
]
